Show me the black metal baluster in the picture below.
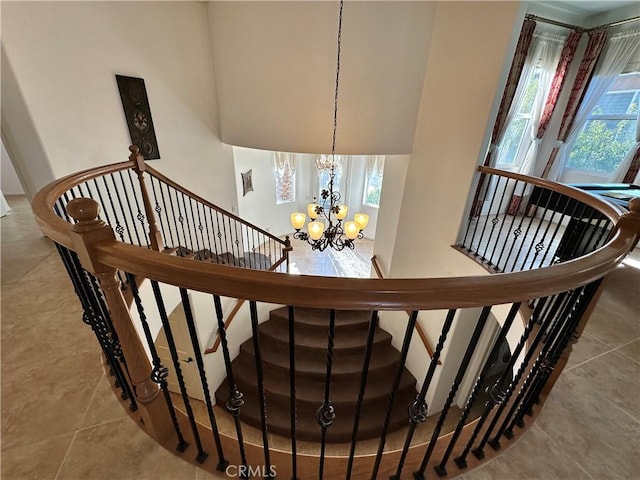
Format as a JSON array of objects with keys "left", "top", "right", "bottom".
[
  {"left": 414, "top": 306, "right": 492, "bottom": 480},
  {"left": 198, "top": 202, "right": 214, "bottom": 259},
  {"left": 346, "top": 311, "right": 378, "bottom": 480},
  {"left": 127, "top": 274, "right": 188, "bottom": 451},
  {"left": 318, "top": 309, "right": 337, "bottom": 480},
  {"left": 209, "top": 208, "right": 222, "bottom": 260},
  {"left": 465, "top": 173, "right": 493, "bottom": 251},
  {"left": 538, "top": 199, "right": 584, "bottom": 268},
  {"left": 475, "top": 178, "right": 503, "bottom": 261},
  {"left": 371, "top": 310, "right": 418, "bottom": 479},
  {"left": 55, "top": 243, "right": 135, "bottom": 410},
  {"left": 481, "top": 177, "right": 511, "bottom": 266},
  {"left": 88, "top": 179, "right": 114, "bottom": 229},
  {"left": 117, "top": 171, "right": 143, "bottom": 246},
  {"left": 126, "top": 169, "right": 149, "bottom": 248},
  {"left": 519, "top": 200, "right": 554, "bottom": 271},
  {"left": 180, "top": 192, "right": 196, "bottom": 252},
  {"left": 490, "top": 290, "right": 579, "bottom": 448},
  {"left": 150, "top": 280, "right": 208, "bottom": 463},
  {"left": 391, "top": 309, "right": 457, "bottom": 480},
  {"left": 488, "top": 180, "right": 522, "bottom": 270},
  {"left": 185, "top": 195, "right": 201, "bottom": 254},
  {"left": 218, "top": 211, "right": 231, "bottom": 264},
  {"left": 232, "top": 217, "right": 242, "bottom": 266},
  {"left": 249, "top": 301, "right": 273, "bottom": 476},
  {"left": 149, "top": 176, "right": 168, "bottom": 247},
  {"left": 494, "top": 185, "right": 532, "bottom": 272},
  {"left": 213, "top": 295, "right": 249, "bottom": 475},
  {"left": 159, "top": 180, "right": 178, "bottom": 248},
  {"left": 173, "top": 188, "right": 190, "bottom": 253},
  {"left": 288, "top": 306, "right": 299, "bottom": 480},
  {"left": 109, "top": 174, "right": 135, "bottom": 245},
  {"left": 179, "top": 288, "right": 228, "bottom": 471},
  {"left": 101, "top": 176, "right": 126, "bottom": 242},
  {"left": 444, "top": 303, "right": 521, "bottom": 471},
  {"left": 460, "top": 298, "right": 548, "bottom": 462}
]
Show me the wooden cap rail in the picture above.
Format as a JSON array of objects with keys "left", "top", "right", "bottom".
[{"left": 33, "top": 162, "right": 640, "bottom": 311}]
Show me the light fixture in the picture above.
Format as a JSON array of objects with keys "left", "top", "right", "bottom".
[{"left": 290, "top": 0, "right": 368, "bottom": 252}]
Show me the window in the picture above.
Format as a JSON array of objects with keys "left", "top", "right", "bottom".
[
  {"left": 317, "top": 155, "right": 346, "bottom": 197},
  {"left": 495, "top": 68, "right": 541, "bottom": 168},
  {"left": 274, "top": 152, "right": 295, "bottom": 204},
  {"left": 565, "top": 72, "right": 640, "bottom": 175},
  {"left": 363, "top": 156, "right": 385, "bottom": 207}
]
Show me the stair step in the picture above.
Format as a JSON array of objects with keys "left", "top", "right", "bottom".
[{"left": 269, "top": 307, "right": 373, "bottom": 332}]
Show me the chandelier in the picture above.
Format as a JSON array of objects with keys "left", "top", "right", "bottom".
[{"left": 289, "top": 0, "right": 369, "bottom": 252}]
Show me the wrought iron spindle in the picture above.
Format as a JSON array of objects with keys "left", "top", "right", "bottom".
[
  {"left": 488, "top": 180, "right": 522, "bottom": 267},
  {"left": 318, "top": 309, "right": 337, "bottom": 480},
  {"left": 197, "top": 202, "right": 214, "bottom": 259},
  {"left": 208, "top": 208, "right": 222, "bottom": 260},
  {"left": 480, "top": 176, "right": 511, "bottom": 264},
  {"left": 537, "top": 198, "right": 584, "bottom": 269},
  {"left": 443, "top": 303, "right": 521, "bottom": 471},
  {"left": 180, "top": 192, "right": 196, "bottom": 252},
  {"left": 117, "top": 171, "right": 143, "bottom": 246},
  {"left": 346, "top": 310, "right": 378, "bottom": 480},
  {"left": 173, "top": 188, "right": 189, "bottom": 254},
  {"left": 391, "top": 309, "right": 457, "bottom": 480},
  {"left": 218, "top": 211, "right": 231, "bottom": 264},
  {"left": 288, "top": 306, "right": 298, "bottom": 480},
  {"left": 371, "top": 310, "right": 418, "bottom": 479},
  {"left": 249, "top": 301, "right": 273, "bottom": 475},
  {"left": 507, "top": 188, "right": 555, "bottom": 272},
  {"left": 126, "top": 169, "right": 149, "bottom": 248},
  {"left": 519, "top": 200, "right": 556, "bottom": 271},
  {"left": 150, "top": 280, "right": 208, "bottom": 463},
  {"left": 213, "top": 295, "right": 249, "bottom": 473},
  {"left": 460, "top": 298, "right": 548, "bottom": 462},
  {"left": 494, "top": 185, "right": 531, "bottom": 272},
  {"left": 127, "top": 274, "right": 188, "bottom": 451},
  {"left": 465, "top": 171, "right": 493, "bottom": 250},
  {"left": 160, "top": 180, "right": 179, "bottom": 248},
  {"left": 149, "top": 177, "right": 169, "bottom": 247},
  {"left": 232, "top": 217, "right": 242, "bottom": 266},
  {"left": 414, "top": 306, "right": 492, "bottom": 480},
  {"left": 101, "top": 176, "right": 127, "bottom": 242},
  {"left": 475, "top": 177, "right": 504, "bottom": 260},
  {"left": 491, "top": 289, "right": 580, "bottom": 447},
  {"left": 179, "top": 288, "right": 227, "bottom": 470}
]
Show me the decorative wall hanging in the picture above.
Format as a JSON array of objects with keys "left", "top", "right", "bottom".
[
  {"left": 241, "top": 170, "right": 253, "bottom": 196},
  {"left": 116, "top": 75, "right": 160, "bottom": 160}
]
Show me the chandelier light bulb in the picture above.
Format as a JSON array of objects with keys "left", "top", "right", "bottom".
[
  {"left": 344, "top": 221, "right": 359, "bottom": 239},
  {"left": 308, "top": 202, "right": 320, "bottom": 220},
  {"left": 291, "top": 212, "right": 306, "bottom": 230},
  {"left": 336, "top": 205, "right": 348, "bottom": 220},
  {"left": 354, "top": 213, "right": 369, "bottom": 230},
  {"left": 308, "top": 221, "right": 325, "bottom": 241}
]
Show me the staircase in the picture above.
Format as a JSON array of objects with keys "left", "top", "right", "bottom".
[
  {"left": 215, "top": 307, "right": 418, "bottom": 443},
  {"left": 165, "top": 246, "right": 273, "bottom": 270}
]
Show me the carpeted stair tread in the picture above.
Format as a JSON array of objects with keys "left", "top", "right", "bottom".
[
  {"left": 215, "top": 308, "right": 418, "bottom": 443},
  {"left": 239, "top": 340, "right": 400, "bottom": 379}
]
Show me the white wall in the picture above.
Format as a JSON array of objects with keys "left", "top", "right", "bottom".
[
  {"left": 1, "top": 1, "right": 237, "bottom": 211},
  {"left": 207, "top": 1, "right": 435, "bottom": 155},
  {"left": 1, "top": 138, "right": 24, "bottom": 195}
]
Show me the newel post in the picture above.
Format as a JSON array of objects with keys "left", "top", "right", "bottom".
[
  {"left": 66, "top": 197, "right": 172, "bottom": 442},
  {"left": 130, "top": 145, "right": 164, "bottom": 251}
]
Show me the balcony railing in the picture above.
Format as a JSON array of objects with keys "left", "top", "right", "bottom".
[{"left": 32, "top": 152, "right": 640, "bottom": 479}]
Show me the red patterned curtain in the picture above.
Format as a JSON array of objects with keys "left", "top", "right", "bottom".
[
  {"left": 622, "top": 146, "right": 640, "bottom": 183},
  {"left": 536, "top": 31, "right": 582, "bottom": 139},
  {"left": 471, "top": 18, "right": 536, "bottom": 217},
  {"left": 507, "top": 31, "right": 582, "bottom": 216},
  {"left": 541, "top": 29, "right": 608, "bottom": 179}
]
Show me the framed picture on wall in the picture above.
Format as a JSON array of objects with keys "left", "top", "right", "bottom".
[
  {"left": 116, "top": 75, "right": 160, "bottom": 160},
  {"left": 241, "top": 170, "right": 253, "bottom": 196}
]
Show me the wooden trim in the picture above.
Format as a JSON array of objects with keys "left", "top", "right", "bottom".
[
  {"left": 144, "top": 164, "right": 286, "bottom": 246},
  {"left": 371, "top": 255, "right": 441, "bottom": 364},
  {"left": 204, "top": 298, "right": 245, "bottom": 355}
]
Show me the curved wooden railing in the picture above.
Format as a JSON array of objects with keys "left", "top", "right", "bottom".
[{"left": 32, "top": 156, "right": 640, "bottom": 480}]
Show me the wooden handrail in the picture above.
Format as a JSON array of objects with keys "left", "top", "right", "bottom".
[
  {"left": 33, "top": 164, "right": 640, "bottom": 312},
  {"left": 371, "top": 255, "right": 440, "bottom": 363},
  {"left": 204, "top": 262, "right": 283, "bottom": 355},
  {"left": 144, "top": 163, "right": 287, "bottom": 246}
]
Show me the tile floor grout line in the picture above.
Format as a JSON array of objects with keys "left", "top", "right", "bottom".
[
  {"left": 609, "top": 400, "right": 640, "bottom": 424},
  {"left": 54, "top": 430, "right": 79, "bottom": 480},
  {"left": 78, "top": 372, "right": 106, "bottom": 427},
  {"left": 564, "top": 337, "right": 640, "bottom": 372},
  {"left": 533, "top": 424, "right": 598, "bottom": 480}
]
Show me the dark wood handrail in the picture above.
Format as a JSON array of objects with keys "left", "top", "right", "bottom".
[
  {"left": 33, "top": 163, "right": 640, "bottom": 311},
  {"left": 144, "top": 164, "right": 287, "bottom": 246},
  {"left": 371, "top": 255, "right": 440, "bottom": 364}
]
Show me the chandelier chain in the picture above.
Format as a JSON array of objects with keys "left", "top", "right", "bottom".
[{"left": 331, "top": 0, "right": 344, "bottom": 160}]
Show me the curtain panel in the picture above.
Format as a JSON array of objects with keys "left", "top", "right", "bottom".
[
  {"left": 471, "top": 18, "right": 536, "bottom": 217},
  {"left": 541, "top": 29, "right": 609, "bottom": 179},
  {"left": 545, "top": 28, "right": 640, "bottom": 181}
]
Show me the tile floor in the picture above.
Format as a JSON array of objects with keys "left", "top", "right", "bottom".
[{"left": 1, "top": 195, "right": 639, "bottom": 479}]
